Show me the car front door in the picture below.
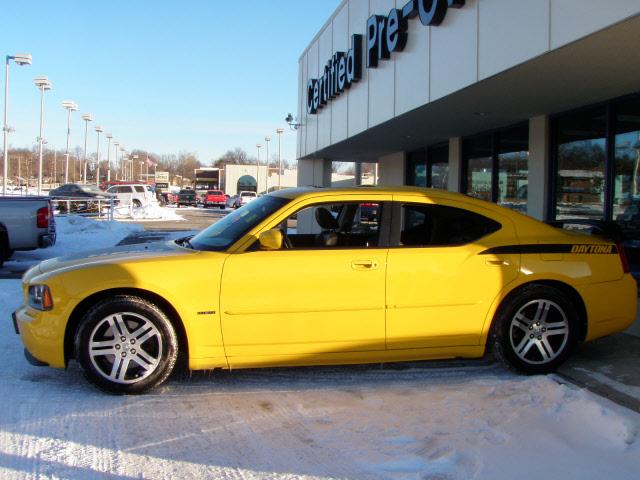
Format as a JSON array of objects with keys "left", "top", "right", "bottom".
[
  {"left": 385, "top": 196, "right": 520, "bottom": 350},
  {"left": 220, "top": 195, "right": 391, "bottom": 365}
]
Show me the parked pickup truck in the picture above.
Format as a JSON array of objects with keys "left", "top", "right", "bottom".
[
  {"left": 0, "top": 197, "right": 56, "bottom": 267},
  {"left": 176, "top": 189, "right": 197, "bottom": 207}
]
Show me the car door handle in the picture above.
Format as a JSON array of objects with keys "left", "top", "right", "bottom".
[
  {"left": 485, "top": 258, "right": 511, "bottom": 267},
  {"left": 351, "top": 260, "right": 378, "bottom": 270}
]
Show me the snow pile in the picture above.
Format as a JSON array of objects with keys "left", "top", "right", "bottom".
[
  {"left": 5, "top": 215, "right": 143, "bottom": 268},
  {"left": 112, "top": 204, "right": 185, "bottom": 221},
  {"left": 0, "top": 272, "right": 638, "bottom": 480}
]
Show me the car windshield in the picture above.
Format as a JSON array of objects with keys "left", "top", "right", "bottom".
[{"left": 189, "top": 195, "right": 289, "bottom": 251}]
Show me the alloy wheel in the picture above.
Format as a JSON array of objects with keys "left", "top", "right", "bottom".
[
  {"left": 88, "top": 312, "right": 163, "bottom": 384},
  {"left": 509, "top": 299, "right": 569, "bottom": 365}
]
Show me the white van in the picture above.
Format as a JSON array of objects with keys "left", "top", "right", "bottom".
[{"left": 106, "top": 184, "right": 156, "bottom": 207}]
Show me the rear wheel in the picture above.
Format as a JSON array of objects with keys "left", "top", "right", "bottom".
[
  {"left": 75, "top": 295, "right": 178, "bottom": 394},
  {"left": 491, "top": 285, "right": 578, "bottom": 374}
]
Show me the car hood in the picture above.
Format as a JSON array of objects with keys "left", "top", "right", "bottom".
[{"left": 24, "top": 240, "right": 196, "bottom": 283}]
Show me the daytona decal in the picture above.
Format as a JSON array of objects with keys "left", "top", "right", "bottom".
[{"left": 480, "top": 244, "right": 618, "bottom": 255}]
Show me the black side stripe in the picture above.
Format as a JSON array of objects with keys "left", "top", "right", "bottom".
[{"left": 480, "top": 244, "right": 618, "bottom": 255}]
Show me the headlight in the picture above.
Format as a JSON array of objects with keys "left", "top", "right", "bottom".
[{"left": 28, "top": 285, "right": 53, "bottom": 311}]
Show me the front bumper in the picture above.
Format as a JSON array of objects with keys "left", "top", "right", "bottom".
[{"left": 12, "top": 304, "right": 66, "bottom": 369}]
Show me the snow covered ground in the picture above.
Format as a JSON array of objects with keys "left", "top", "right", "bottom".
[
  {"left": 5, "top": 216, "right": 144, "bottom": 271},
  {"left": 112, "top": 203, "right": 185, "bottom": 221},
  {"left": 1, "top": 217, "right": 639, "bottom": 479}
]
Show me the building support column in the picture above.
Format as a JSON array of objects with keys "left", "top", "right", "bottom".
[
  {"left": 297, "top": 158, "right": 332, "bottom": 187},
  {"left": 354, "top": 162, "right": 362, "bottom": 186},
  {"left": 527, "top": 115, "right": 550, "bottom": 220},
  {"left": 448, "top": 137, "right": 462, "bottom": 192},
  {"left": 377, "top": 152, "right": 406, "bottom": 186}
]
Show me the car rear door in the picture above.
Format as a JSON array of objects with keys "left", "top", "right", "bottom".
[
  {"left": 220, "top": 194, "right": 391, "bottom": 364},
  {"left": 385, "top": 195, "right": 520, "bottom": 349}
]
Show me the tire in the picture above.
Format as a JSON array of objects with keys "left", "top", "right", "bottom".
[
  {"left": 491, "top": 285, "right": 578, "bottom": 375},
  {"left": 75, "top": 295, "right": 178, "bottom": 394},
  {"left": 132, "top": 199, "right": 142, "bottom": 208}
]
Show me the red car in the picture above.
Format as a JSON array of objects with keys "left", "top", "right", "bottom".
[{"left": 202, "top": 190, "right": 226, "bottom": 209}]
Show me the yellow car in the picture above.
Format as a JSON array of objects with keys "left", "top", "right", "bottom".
[{"left": 12, "top": 187, "right": 637, "bottom": 394}]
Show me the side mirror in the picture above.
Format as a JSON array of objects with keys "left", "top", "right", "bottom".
[{"left": 258, "top": 229, "right": 283, "bottom": 250}]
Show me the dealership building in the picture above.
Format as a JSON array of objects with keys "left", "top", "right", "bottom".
[
  {"left": 296, "top": 0, "right": 640, "bottom": 220},
  {"left": 295, "top": 0, "right": 640, "bottom": 331}
]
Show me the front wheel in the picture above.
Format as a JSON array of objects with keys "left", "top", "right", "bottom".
[
  {"left": 491, "top": 285, "right": 578, "bottom": 374},
  {"left": 75, "top": 295, "right": 178, "bottom": 394}
]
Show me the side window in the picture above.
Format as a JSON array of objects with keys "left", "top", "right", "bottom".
[
  {"left": 279, "top": 202, "right": 382, "bottom": 249},
  {"left": 398, "top": 204, "right": 501, "bottom": 247},
  {"left": 134, "top": 186, "right": 145, "bottom": 193}
]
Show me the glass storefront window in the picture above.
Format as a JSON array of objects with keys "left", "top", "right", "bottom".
[
  {"left": 428, "top": 144, "right": 448, "bottom": 189},
  {"left": 614, "top": 97, "right": 640, "bottom": 239},
  {"left": 498, "top": 125, "right": 529, "bottom": 213},
  {"left": 554, "top": 106, "right": 607, "bottom": 220},
  {"left": 406, "top": 150, "right": 426, "bottom": 187},
  {"left": 464, "top": 135, "right": 493, "bottom": 202}
]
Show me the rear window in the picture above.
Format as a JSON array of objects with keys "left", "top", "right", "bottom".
[
  {"left": 241, "top": 192, "right": 256, "bottom": 197},
  {"left": 208, "top": 190, "right": 223, "bottom": 195},
  {"left": 179, "top": 189, "right": 193, "bottom": 194}
]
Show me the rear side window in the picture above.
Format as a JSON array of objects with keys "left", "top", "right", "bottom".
[
  {"left": 134, "top": 186, "right": 145, "bottom": 193},
  {"left": 396, "top": 204, "right": 501, "bottom": 247}
]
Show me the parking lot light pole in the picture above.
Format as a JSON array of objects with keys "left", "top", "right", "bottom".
[
  {"left": 105, "top": 133, "right": 112, "bottom": 182},
  {"left": 256, "top": 144, "right": 261, "bottom": 193},
  {"left": 34, "top": 76, "right": 52, "bottom": 195},
  {"left": 276, "top": 128, "right": 284, "bottom": 190},
  {"left": 3, "top": 53, "right": 31, "bottom": 196},
  {"left": 112, "top": 140, "right": 119, "bottom": 179},
  {"left": 62, "top": 101, "right": 77, "bottom": 184},
  {"left": 81, "top": 113, "right": 93, "bottom": 183},
  {"left": 120, "top": 147, "right": 126, "bottom": 179},
  {"left": 94, "top": 125, "right": 103, "bottom": 186},
  {"left": 264, "top": 136, "right": 271, "bottom": 192}
]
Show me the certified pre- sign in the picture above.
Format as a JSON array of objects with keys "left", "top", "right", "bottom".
[{"left": 307, "top": 0, "right": 465, "bottom": 115}]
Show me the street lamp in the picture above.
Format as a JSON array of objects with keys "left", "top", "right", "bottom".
[
  {"left": 256, "top": 143, "right": 262, "bottom": 193},
  {"left": 112, "top": 140, "right": 119, "bottom": 179},
  {"left": 81, "top": 113, "right": 93, "bottom": 183},
  {"left": 94, "top": 125, "right": 103, "bottom": 186},
  {"left": 276, "top": 128, "right": 284, "bottom": 190},
  {"left": 105, "top": 133, "right": 112, "bottom": 182},
  {"left": 62, "top": 100, "right": 77, "bottom": 184},
  {"left": 264, "top": 136, "right": 271, "bottom": 192},
  {"left": 120, "top": 146, "right": 125, "bottom": 179},
  {"left": 3, "top": 53, "right": 31, "bottom": 195},
  {"left": 34, "top": 75, "right": 51, "bottom": 195}
]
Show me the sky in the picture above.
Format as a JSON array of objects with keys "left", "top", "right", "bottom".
[{"left": 1, "top": 0, "right": 340, "bottom": 166}]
